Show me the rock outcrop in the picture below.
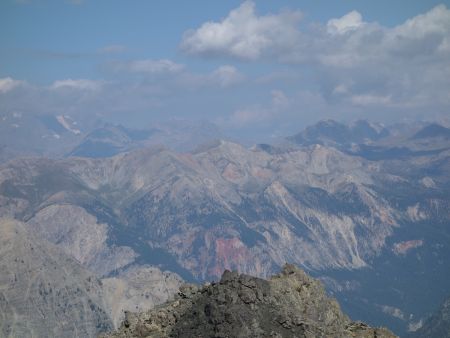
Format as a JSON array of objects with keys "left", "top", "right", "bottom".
[{"left": 102, "top": 264, "right": 396, "bottom": 338}]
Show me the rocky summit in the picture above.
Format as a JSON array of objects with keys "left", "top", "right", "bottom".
[{"left": 102, "top": 264, "right": 396, "bottom": 338}]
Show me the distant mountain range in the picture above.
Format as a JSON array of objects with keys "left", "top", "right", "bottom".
[
  {"left": 0, "top": 119, "right": 449, "bottom": 336},
  {"left": 0, "top": 114, "right": 224, "bottom": 163},
  {"left": 288, "top": 119, "right": 390, "bottom": 147},
  {"left": 288, "top": 119, "right": 450, "bottom": 160}
]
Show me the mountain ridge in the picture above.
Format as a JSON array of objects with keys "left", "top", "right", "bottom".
[
  {"left": 101, "top": 264, "right": 396, "bottom": 338},
  {"left": 1, "top": 120, "right": 449, "bottom": 336}
]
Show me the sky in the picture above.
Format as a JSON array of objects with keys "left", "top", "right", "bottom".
[{"left": 1, "top": 0, "right": 450, "bottom": 140}]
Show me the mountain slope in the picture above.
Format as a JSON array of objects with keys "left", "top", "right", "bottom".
[
  {"left": 0, "top": 219, "right": 113, "bottom": 337},
  {"left": 0, "top": 218, "right": 183, "bottom": 336},
  {"left": 408, "top": 295, "right": 450, "bottom": 338},
  {"left": 1, "top": 122, "right": 449, "bottom": 335}
]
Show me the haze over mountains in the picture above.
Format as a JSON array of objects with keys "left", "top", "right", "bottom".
[
  {"left": 0, "top": 114, "right": 223, "bottom": 163},
  {"left": 2, "top": 1, "right": 450, "bottom": 336},
  {"left": 0, "top": 118, "right": 449, "bottom": 336}
]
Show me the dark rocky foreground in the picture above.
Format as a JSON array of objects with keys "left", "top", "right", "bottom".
[{"left": 102, "top": 264, "right": 396, "bottom": 338}]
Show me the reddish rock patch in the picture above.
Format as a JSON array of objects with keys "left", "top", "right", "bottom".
[
  {"left": 222, "top": 163, "right": 243, "bottom": 182},
  {"left": 209, "top": 237, "right": 250, "bottom": 278},
  {"left": 393, "top": 240, "right": 423, "bottom": 255}
]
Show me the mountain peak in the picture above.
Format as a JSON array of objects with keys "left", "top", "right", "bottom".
[
  {"left": 102, "top": 264, "right": 396, "bottom": 338},
  {"left": 412, "top": 123, "right": 450, "bottom": 140}
]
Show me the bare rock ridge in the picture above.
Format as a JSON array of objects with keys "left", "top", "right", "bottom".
[{"left": 102, "top": 264, "right": 396, "bottom": 338}]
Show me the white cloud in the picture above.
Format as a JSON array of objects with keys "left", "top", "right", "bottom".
[
  {"left": 0, "top": 77, "right": 24, "bottom": 94},
  {"left": 128, "top": 59, "right": 184, "bottom": 74},
  {"left": 181, "top": 3, "right": 450, "bottom": 69},
  {"left": 321, "top": 5, "right": 450, "bottom": 109},
  {"left": 50, "top": 79, "right": 103, "bottom": 91},
  {"left": 173, "top": 65, "right": 245, "bottom": 89},
  {"left": 351, "top": 94, "right": 392, "bottom": 106},
  {"left": 2, "top": 5, "right": 449, "bottom": 137},
  {"left": 211, "top": 65, "right": 244, "bottom": 87},
  {"left": 113, "top": 59, "right": 184, "bottom": 74},
  {"left": 271, "top": 89, "right": 290, "bottom": 109},
  {"left": 386, "top": 4, "right": 450, "bottom": 55},
  {"left": 98, "top": 44, "right": 126, "bottom": 54},
  {"left": 228, "top": 89, "right": 289, "bottom": 127},
  {"left": 394, "top": 4, "right": 450, "bottom": 40},
  {"left": 332, "top": 84, "right": 349, "bottom": 95},
  {"left": 327, "top": 11, "right": 364, "bottom": 35},
  {"left": 180, "top": 1, "right": 302, "bottom": 60},
  {"left": 230, "top": 108, "right": 266, "bottom": 126}
]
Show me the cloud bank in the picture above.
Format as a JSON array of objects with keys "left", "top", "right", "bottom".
[
  {"left": 2, "top": 3, "right": 449, "bottom": 140},
  {"left": 181, "top": 1, "right": 303, "bottom": 60},
  {"left": 180, "top": 2, "right": 450, "bottom": 126}
]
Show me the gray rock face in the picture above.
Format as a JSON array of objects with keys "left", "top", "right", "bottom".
[
  {"left": 102, "top": 264, "right": 396, "bottom": 338},
  {"left": 26, "top": 204, "right": 137, "bottom": 277},
  {"left": 0, "top": 219, "right": 113, "bottom": 337}
]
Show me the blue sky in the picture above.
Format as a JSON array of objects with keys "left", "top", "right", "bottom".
[{"left": 1, "top": 0, "right": 450, "bottom": 140}]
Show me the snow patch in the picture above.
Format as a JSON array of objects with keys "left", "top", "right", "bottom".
[
  {"left": 420, "top": 176, "right": 436, "bottom": 188},
  {"left": 408, "top": 319, "right": 423, "bottom": 332},
  {"left": 56, "top": 115, "right": 81, "bottom": 135}
]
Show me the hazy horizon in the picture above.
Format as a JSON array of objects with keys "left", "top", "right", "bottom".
[{"left": 2, "top": 0, "right": 450, "bottom": 143}]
